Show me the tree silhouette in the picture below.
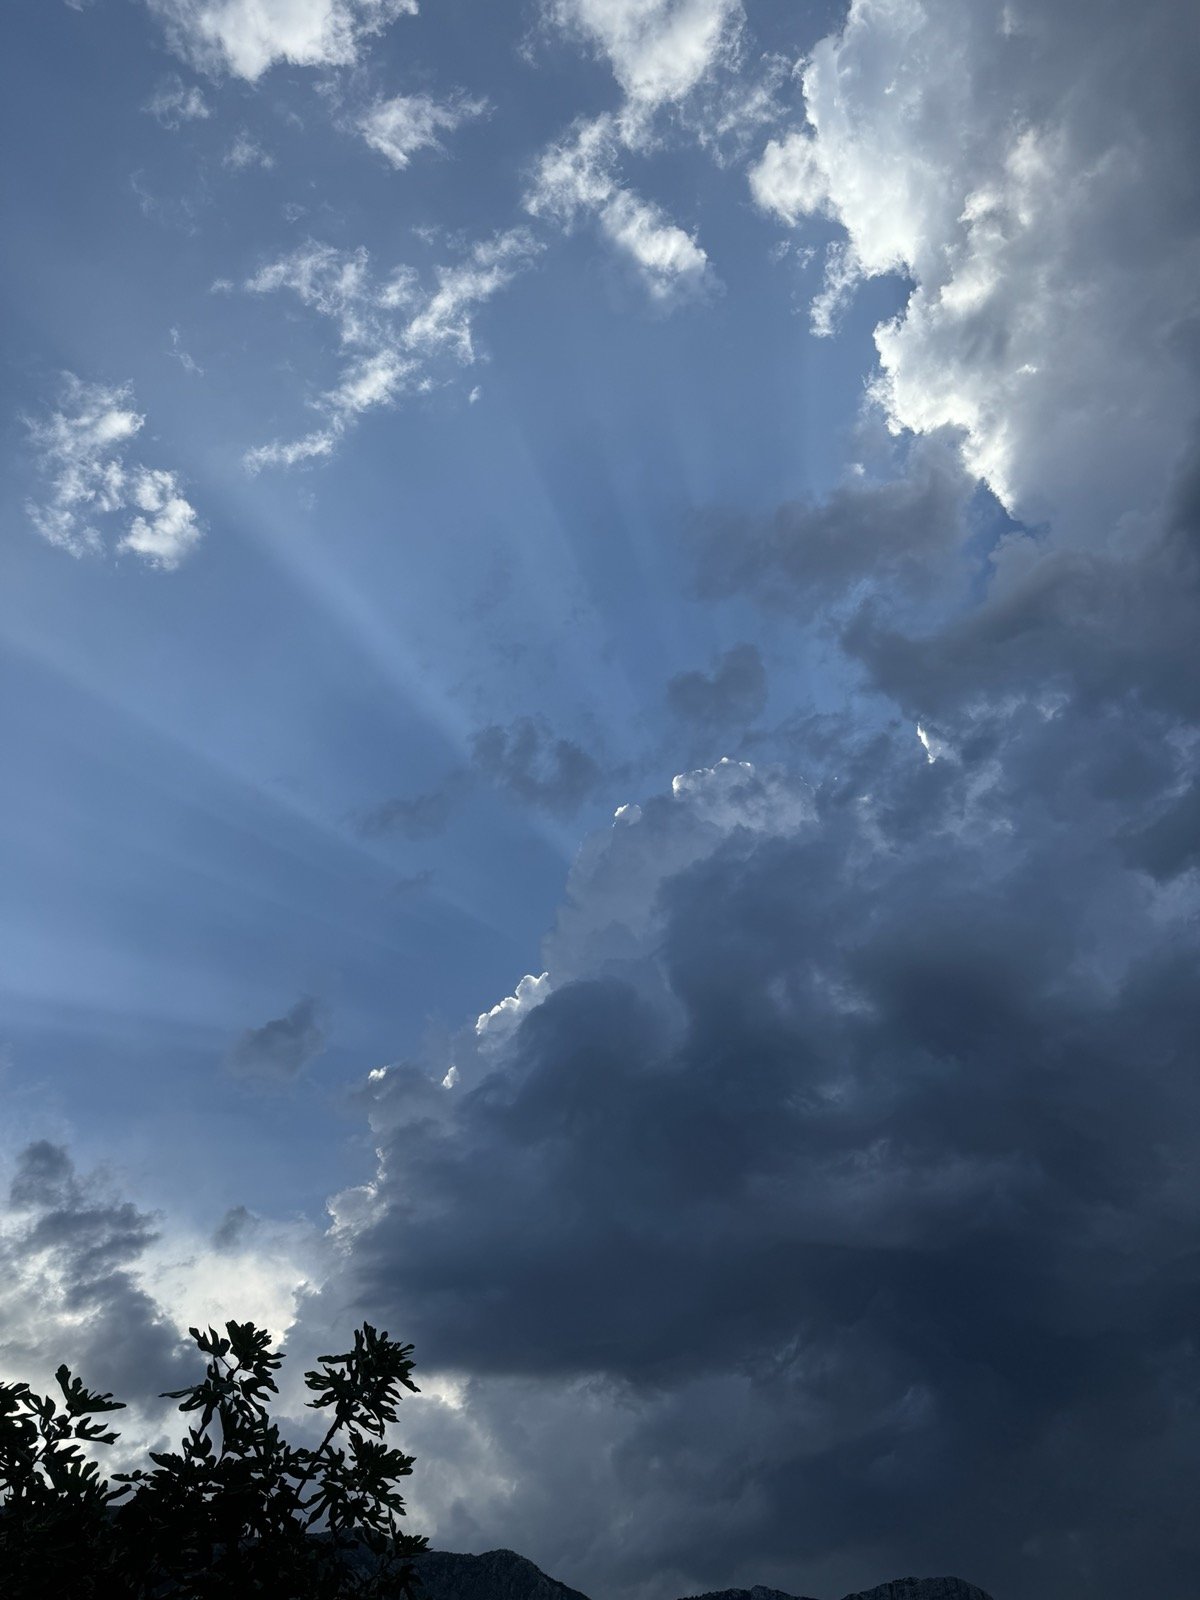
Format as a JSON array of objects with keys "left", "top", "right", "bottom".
[{"left": 0, "top": 1319, "right": 428, "bottom": 1599}]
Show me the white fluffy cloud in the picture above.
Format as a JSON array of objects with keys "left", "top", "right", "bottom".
[
  {"left": 25, "top": 376, "right": 202, "bottom": 569},
  {"left": 749, "top": 0, "right": 1200, "bottom": 547},
  {"left": 548, "top": 0, "right": 742, "bottom": 111},
  {"left": 243, "top": 230, "right": 540, "bottom": 468},
  {"left": 357, "top": 91, "right": 488, "bottom": 170},
  {"left": 527, "top": 114, "right": 712, "bottom": 303},
  {"left": 475, "top": 971, "right": 553, "bottom": 1048},
  {"left": 147, "top": 0, "right": 416, "bottom": 81},
  {"left": 528, "top": 2, "right": 743, "bottom": 303}
]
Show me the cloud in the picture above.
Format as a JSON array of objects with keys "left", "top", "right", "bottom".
[
  {"left": 0, "top": 1143, "right": 187, "bottom": 1405},
  {"left": 748, "top": 0, "right": 1200, "bottom": 546},
  {"left": 694, "top": 432, "right": 973, "bottom": 619},
  {"left": 546, "top": 0, "right": 743, "bottom": 112},
  {"left": 471, "top": 717, "right": 603, "bottom": 817},
  {"left": 475, "top": 972, "right": 552, "bottom": 1049},
  {"left": 168, "top": 326, "right": 204, "bottom": 376},
  {"left": 224, "top": 130, "right": 274, "bottom": 169},
  {"left": 357, "top": 91, "right": 488, "bottom": 170},
  {"left": 527, "top": 113, "right": 714, "bottom": 304},
  {"left": 243, "top": 229, "right": 540, "bottom": 468},
  {"left": 666, "top": 642, "right": 767, "bottom": 728},
  {"left": 146, "top": 0, "right": 417, "bottom": 82},
  {"left": 24, "top": 375, "right": 202, "bottom": 569},
  {"left": 359, "top": 779, "right": 462, "bottom": 840},
  {"left": 528, "top": 1, "right": 747, "bottom": 304},
  {"left": 144, "top": 74, "right": 211, "bottom": 127},
  {"left": 226, "top": 996, "right": 327, "bottom": 1085},
  {"left": 311, "top": 728, "right": 1200, "bottom": 1599}
]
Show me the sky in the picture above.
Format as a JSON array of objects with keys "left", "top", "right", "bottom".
[{"left": 2, "top": 1, "right": 1199, "bottom": 1597}]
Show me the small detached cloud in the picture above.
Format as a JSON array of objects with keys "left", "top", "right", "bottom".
[
  {"left": 226, "top": 996, "right": 326, "bottom": 1086},
  {"left": 24, "top": 374, "right": 202, "bottom": 569},
  {"left": 359, "top": 777, "right": 463, "bottom": 840},
  {"left": 146, "top": 0, "right": 418, "bottom": 83},
  {"left": 471, "top": 716, "right": 602, "bottom": 817},
  {"left": 242, "top": 229, "right": 541, "bottom": 469},
  {"left": 527, "top": 112, "right": 715, "bottom": 306},
  {"left": 144, "top": 74, "right": 210, "bottom": 128},
  {"left": 224, "top": 131, "right": 275, "bottom": 170},
  {"left": 357, "top": 90, "right": 489, "bottom": 170},
  {"left": 666, "top": 641, "right": 767, "bottom": 728}
]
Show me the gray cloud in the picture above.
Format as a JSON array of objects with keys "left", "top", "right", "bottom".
[
  {"left": 226, "top": 996, "right": 326, "bottom": 1085},
  {"left": 667, "top": 643, "right": 767, "bottom": 729},
  {"left": 360, "top": 780, "right": 463, "bottom": 841},
  {"left": 472, "top": 717, "right": 602, "bottom": 817},
  {"left": 317, "top": 699, "right": 1200, "bottom": 1599},
  {"left": 693, "top": 435, "right": 972, "bottom": 619},
  {"left": 0, "top": 1142, "right": 187, "bottom": 1404}
]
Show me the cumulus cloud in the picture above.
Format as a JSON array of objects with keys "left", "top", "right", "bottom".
[
  {"left": 243, "top": 229, "right": 540, "bottom": 468},
  {"left": 666, "top": 642, "right": 767, "bottom": 728},
  {"left": 226, "top": 996, "right": 327, "bottom": 1085},
  {"left": 0, "top": 1142, "right": 325, "bottom": 1474},
  {"left": 748, "top": 0, "right": 1200, "bottom": 545},
  {"left": 309, "top": 721, "right": 1200, "bottom": 1598},
  {"left": 471, "top": 716, "right": 602, "bottom": 817},
  {"left": 24, "top": 375, "right": 202, "bottom": 569},
  {"left": 146, "top": 0, "right": 417, "bottom": 82},
  {"left": 0, "top": 1143, "right": 186, "bottom": 1404},
  {"left": 546, "top": 0, "right": 742, "bottom": 112},
  {"left": 357, "top": 90, "right": 488, "bottom": 170},
  {"left": 293, "top": 14, "right": 1200, "bottom": 1560}
]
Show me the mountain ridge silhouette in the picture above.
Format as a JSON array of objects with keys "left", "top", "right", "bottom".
[{"left": 410, "top": 1547, "right": 995, "bottom": 1600}]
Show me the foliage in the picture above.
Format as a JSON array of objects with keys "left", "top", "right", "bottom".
[{"left": 0, "top": 1319, "right": 428, "bottom": 1599}]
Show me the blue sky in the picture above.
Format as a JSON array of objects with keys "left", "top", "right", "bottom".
[{"left": 3, "top": 3, "right": 1200, "bottom": 1599}]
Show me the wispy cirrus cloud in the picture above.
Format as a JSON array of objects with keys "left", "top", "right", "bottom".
[
  {"left": 224, "top": 130, "right": 274, "bottom": 170},
  {"left": 25, "top": 375, "right": 202, "bottom": 569},
  {"left": 242, "top": 228, "right": 541, "bottom": 469},
  {"left": 144, "top": 74, "right": 211, "bottom": 128},
  {"left": 525, "top": 2, "right": 748, "bottom": 305},
  {"left": 526, "top": 112, "right": 713, "bottom": 305},
  {"left": 356, "top": 90, "right": 489, "bottom": 170}
]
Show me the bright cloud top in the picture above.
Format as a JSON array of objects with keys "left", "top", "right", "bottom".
[
  {"left": 749, "top": 0, "right": 1200, "bottom": 545},
  {"left": 25, "top": 376, "right": 202, "bottom": 569},
  {"left": 548, "top": 0, "right": 742, "bottom": 111},
  {"left": 147, "top": 0, "right": 417, "bottom": 81}
]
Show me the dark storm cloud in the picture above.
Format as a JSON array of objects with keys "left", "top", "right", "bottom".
[
  {"left": 692, "top": 435, "right": 971, "bottom": 618},
  {"left": 327, "top": 690, "right": 1200, "bottom": 1599},
  {"left": 472, "top": 716, "right": 602, "bottom": 816},
  {"left": 1, "top": 1142, "right": 187, "bottom": 1403},
  {"left": 667, "top": 644, "right": 768, "bottom": 728},
  {"left": 227, "top": 995, "right": 326, "bottom": 1084}
]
